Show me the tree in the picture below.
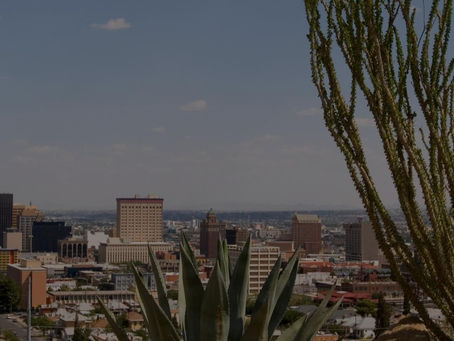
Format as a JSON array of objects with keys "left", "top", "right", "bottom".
[
  {"left": 0, "top": 274, "right": 20, "bottom": 313},
  {"left": 376, "top": 294, "right": 392, "bottom": 336},
  {"left": 305, "top": 0, "right": 454, "bottom": 339},
  {"left": 31, "top": 315, "right": 55, "bottom": 336},
  {"left": 354, "top": 299, "right": 377, "bottom": 317}
]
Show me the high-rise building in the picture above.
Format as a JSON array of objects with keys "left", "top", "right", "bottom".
[
  {"left": 291, "top": 214, "right": 322, "bottom": 254},
  {"left": 3, "top": 230, "right": 22, "bottom": 250},
  {"left": 12, "top": 204, "right": 25, "bottom": 229},
  {"left": 344, "top": 218, "right": 380, "bottom": 262},
  {"left": 116, "top": 195, "right": 164, "bottom": 242},
  {"left": 32, "top": 221, "right": 72, "bottom": 252},
  {"left": 0, "top": 193, "right": 13, "bottom": 246},
  {"left": 18, "top": 206, "right": 44, "bottom": 252},
  {"left": 229, "top": 245, "right": 280, "bottom": 294},
  {"left": 199, "top": 209, "right": 226, "bottom": 259}
]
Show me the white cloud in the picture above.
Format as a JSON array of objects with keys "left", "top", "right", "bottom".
[
  {"left": 296, "top": 107, "right": 322, "bottom": 117},
  {"left": 91, "top": 18, "right": 131, "bottom": 31},
  {"left": 356, "top": 117, "right": 375, "bottom": 127},
  {"left": 152, "top": 126, "right": 165, "bottom": 134},
  {"left": 179, "top": 99, "right": 207, "bottom": 112}
]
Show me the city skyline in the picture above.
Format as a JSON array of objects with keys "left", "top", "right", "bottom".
[{"left": 0, "top": 1, "right": 399, "bottom": 210}]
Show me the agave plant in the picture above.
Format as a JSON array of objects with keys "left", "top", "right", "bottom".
[{"left": 99, "top": 234, "right": 341, "bottom": 341}]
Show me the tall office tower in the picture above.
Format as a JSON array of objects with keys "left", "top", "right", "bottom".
[
  {"left": 116, "top": 195, "right": 164, "bottom": 242},
  {"left": 32, "top": 221, "right": 72, "bottom": 252},
  {"left": 0, "top": 193, "right": 13, "bottom": 246},
  {"left": 12, "top": 204, "right": 25, "bottom": 229},
  {"left": 18, "top": 205, "right": 44, "bottom": 252},
  {"left": 344, "top": 218, "right": 380, "bottom": 262},
  {"left": 291, "top": 213, "right": 322, "bottom": 254},
  {"left": 199, "top": 209, "right": 226, "bottom": 259}
]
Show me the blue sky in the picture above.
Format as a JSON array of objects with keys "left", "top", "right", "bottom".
[{"left": 0, "top": 1, "right": 396, "bottom": 210}]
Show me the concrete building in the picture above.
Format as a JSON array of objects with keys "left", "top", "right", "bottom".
[
  {"left": 0, "top": 194, "right": 13, "bottom": 247},
  {"left": 98, "top": 238, "right": 173, "bottom": 264},
  {"left": 229, "top": 244, "right": 280, "bottom": 294},
  {"left": 344, "top": 218, "right": 380, "bottom": 262},
  {"left": 199, "top": 209, "right": 226, "bottom": 259},
  {"left": 49, "top": 290, "right": 135, "bottom": 304},
  {"left": 18, "top": 206, "right": 44, "bottom": 252},
  {"left": 116, "top": 195, "right": 164, "bottom": 242},
  {"left": 3, "top": 230, "right": 22, "bottom": 250},
  {"left": 58, "top": 238, "right": 88, "bottom": 263},
  {"left": 292, "top": 214, "right": 322, "bottom": 254},
  {"left": 7, "top": 259, "right": 47, "bottom": 309},
  {"left": 111, "top": 272, "right": 156, "bottom": 291},
  {"left": 0, "top": 249, "right": 18, "bottom": 272}
]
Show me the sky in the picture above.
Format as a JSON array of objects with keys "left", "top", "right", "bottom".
[{"left": 0, "top": 1, "right": 398, "bottom": 210}]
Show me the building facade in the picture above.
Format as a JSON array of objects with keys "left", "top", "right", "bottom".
[
  {"left": 0, "top": 193, "right": 13, "bottom": 246},
  {"left": 229, "top": 245, "right": 280, "bottom": 294},
  {"left": 344, "top": 218, "right": 380, "bottom": 262},
  {"left": 0, "top": 249, "right": 18, "bottom": 272},
  {"left": 7, "top": 259, "right": 47, "bottom": 309},
  {"left": 3, "top": 230, "right": 22, "bottom": 250},
  {"left": 111, "top": 272, "right": 156, "bottom": 291},
  {"left": 291, "top": 214, "right": 322, "bottom": 254},
  {"left": 98, "top": 238, "right": 173, "bottom": 264},
  {"left": 58, "top": 238, "right": 89, "bottom": 263},
  {"left": 19, "top": 206, "right": 44, "bottom": 252},
  {"left": 32, "top": 221, "right": 72, "bottom": 252},
  {"left": 199, "top": 209, "right": 226, "bottom": 259},
  {"left": 116, "top": 196, "right": 164, "bottom": 242}
]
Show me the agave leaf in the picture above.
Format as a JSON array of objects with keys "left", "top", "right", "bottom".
[
  {"left": 295, "top": 286, "right": 343, "bottom": 341},
  {"left": 178, "top": 256, "right": 186, "bottom": 337},
  {"left": 181, "top": 232, "right": 198, "bottom": 269},
  {"left": 180, "top": 240, "right": 204, "bottom": 341},
  {"left": 147, "top": 243, "right": 172, "bottom": 319},
  {"left": 200, "top": 261, "right": 230, "bottom": 341},
  {"left": 241, "top": 257, "right": 280, "bottom": 341},
  {"left": 217, "top": 236, "right": 230, "bottom": 289},
  {"left": 252, "top": 256, "right": 282, "bottom": 314},
  {"left": 268, "top": 250, "right": 300, "bottom": 338},
  {"left": 97, "top": 297, "right": 129, "bottom": 341},
  {"left": 132, "top": 264, "right": 180, "bottom": 341},
  {"left": 228, "top": 235, "right": 251, "bottom": 341},
  {"left": 135, "top": 284, "right": 160, "bottom": 341},
  {"left": 275, "top": 314, "right": 307, "bottom": 341}
]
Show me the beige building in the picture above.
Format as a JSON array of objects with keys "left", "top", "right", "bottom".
[
  {"left": 98, "top": 238, "right": 173, "bottom": 264},
  {"left": 229, "top": 245, "right": 280, "bottom": 294},
  {"left": 3, "top": 230, "right": 22, "bottom": 250},
  {"left": 116, "top": 195, "right": 163, "bottom": 242},
  {"left": 344, "top": 218, "right": 380, "bottom": 262},
  {"left": 7, "top": 259, "right": 47, "bottom": 309}
]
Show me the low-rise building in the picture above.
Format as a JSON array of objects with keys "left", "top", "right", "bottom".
[
  {"left": 0, "top": 248, "right": 18, "bottom": 271},
  {"left": 49, "top": 290, "right": 135, "bottom": 304},
  {"left": 111, "top": 272, "right": 156, "bottom": 291},
  {"left": 98, "top": 238, "right": 173, "bottom": 264},
  {"left": 7, "top": 259, "right": 47, "bottom": 308}
]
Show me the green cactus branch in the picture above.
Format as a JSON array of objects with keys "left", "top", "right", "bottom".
[{"left": 305, "top": 0, "right": 454, "bottom": 339}]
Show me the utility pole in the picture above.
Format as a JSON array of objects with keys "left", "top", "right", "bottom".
[{"left": 27, "top": 275, "right": 31, "bottom": 341}]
